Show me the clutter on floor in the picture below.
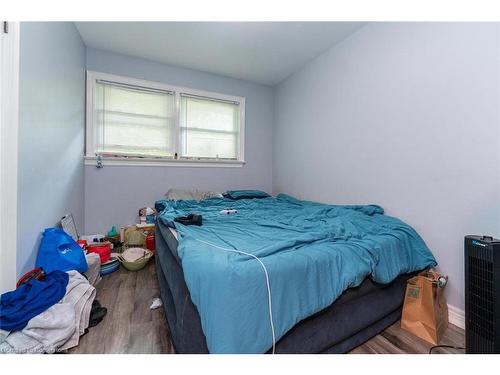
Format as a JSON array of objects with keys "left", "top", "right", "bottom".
[
  {"left": 80, "top": 233, "right": 105, "bottom": 243},
  {"left": 120, "top": 247, "right": 151, "bottom": 262},
  {"left": 87, "top": 242, "right": 112, "bottom": 263},
  {"left": 60, "top": 213, "right": 79, "bottom": 241},
  {"left": 35, "top": 228, "right": 88, "bottom": 274},
  {"left": 58, "top": 271, "right": 96, "bottom": 350},
  {"left": 1, "top": 204, "right": 160, "bottom": 353},
  {"left": 0, "top": 270, "right": 69, "bottom": 332},
  {"left": 0, "top": 222, "right": 110, "bottom": 354},
  {"left": 139, "top": 206, "right": 157, "bottom": 224},
  {"left": 79, "top": 204, "right": 159, "bottom": 275},
  {"left": 0, "top": 270, "right": 98, "bottom": 353},
  {"left": 401, "top": 269, "right": 449, "bottom": 345},
  {"left": 81, "top": 219, "right": 156, "bottom": 276},
  {"left": 84, "top": 253, "right": 101, "bottom": 286},
  {"left": 100, "top": 257, "right": 120, "bottom": 276},
  {"left": 124, "top": 226, "right": 146, "bottom": 247},
  {"left": 107, "top": 225, "right": 119, "bottom": 238},
  {"left": 88, "top": 300, "right": 107, "bottom": 328},
  {"left": 145, "top": 232, "right": 156, "bottom": 252},
  {"left": 150, "top": 297, "right": 163, "bottom": 310},
  {"left": 117, "top": 247, "right": 153, "bottom": 271},
  {"left": 15, "top": 267, "right": 46, "bottom": 288}
]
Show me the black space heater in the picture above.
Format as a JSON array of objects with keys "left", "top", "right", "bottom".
[{"left": 465, "top": 235, "right": 500, "bottom": 353}]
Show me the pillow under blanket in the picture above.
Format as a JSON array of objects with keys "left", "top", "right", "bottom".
[{"left": 165, "top": 188, "right": 223, "bottom": 201}]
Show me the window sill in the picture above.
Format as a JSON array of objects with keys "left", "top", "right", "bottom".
[{"left": 84, "top": 156, "right": 245, "bottom": 168}]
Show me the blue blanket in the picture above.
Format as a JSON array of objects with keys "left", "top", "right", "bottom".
[
  {"left": 0, "top": 270, "right": 69, "bottom": 332},
  {"left": 156, "top": 194, "right": 436, "bottom": 353}
]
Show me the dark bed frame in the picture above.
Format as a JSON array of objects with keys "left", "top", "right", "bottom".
[{"left": 155, "top": 220, "right": 413, "bottom": 354}]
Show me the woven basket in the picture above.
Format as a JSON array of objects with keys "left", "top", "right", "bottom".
[{"left": 116, "top": 247, "right": 153, "bottom": 271}]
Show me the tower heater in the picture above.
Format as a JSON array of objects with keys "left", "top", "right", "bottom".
[{"left": 465, "top": 235, "right": 500, "bottom": 353}]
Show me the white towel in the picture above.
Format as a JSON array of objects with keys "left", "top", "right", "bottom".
[
  {"left": 0, "top": 270, "right": 96, "bottom": 353},
  {"left": 0, "top": 303, "right": 76, "bottom": 353},
  {"left": 59, "top": 270, "right": 96, "bottom": 350}
]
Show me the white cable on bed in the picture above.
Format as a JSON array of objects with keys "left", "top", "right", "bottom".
[{"left": 193, "top": 238, "right": 276, "bottom": 354}]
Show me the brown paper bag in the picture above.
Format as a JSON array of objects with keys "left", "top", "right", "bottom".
[{"left": 401, "top": 269, "right": 449, "bottom": 345}]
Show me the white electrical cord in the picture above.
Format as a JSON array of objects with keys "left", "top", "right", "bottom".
[{"left": 193, "top": 238, "right": 276, "bottom": 354}]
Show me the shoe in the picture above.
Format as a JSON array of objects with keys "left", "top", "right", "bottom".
[{"left": 89, "top": 307, "right": 107, "bottom": 328}]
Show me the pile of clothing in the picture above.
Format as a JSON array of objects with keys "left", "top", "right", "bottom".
[{"left": 0, "top": 255, "right": 106, "bottom": 354}]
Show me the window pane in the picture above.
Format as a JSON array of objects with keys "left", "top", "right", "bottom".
[
  {"left": 180, "top": 95, "right": 240, "bottom": 159},
  {"left": 181, "top": 129, "right": 237, "bottom": 159},
  {"left": 95, "top": 82, "right": 174, "bottom": 157}
]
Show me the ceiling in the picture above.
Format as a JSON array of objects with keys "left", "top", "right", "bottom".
[{"left": 75, "top": 22, "right": 365, "bottom": 86}]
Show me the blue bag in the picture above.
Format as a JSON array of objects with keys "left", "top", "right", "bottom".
[{"left": 35, "top": 228, "right": 88, "bottom": 273}]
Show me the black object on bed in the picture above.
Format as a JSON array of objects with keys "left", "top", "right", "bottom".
[{"left": 155, "top": 220, "right": 416, "bottom": 354}]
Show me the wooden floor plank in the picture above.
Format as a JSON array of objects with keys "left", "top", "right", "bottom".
[
  {"left": 361, "top": 334, "right": 406, "bottom": 354},
  {"left": 382, "top": 323, "right": 433, "bottom": 354},
  {"left": 69, "top": 260, "right": 465, "bottom": 354},
  {"left": 370, "top": 322, "right": 465, "bottom": 354},
  {"left": 69, "top": 259, "right": 173, "bottom": 354},
  {"left": 349, "top": 345, "right": 375, "bottom": 354}
]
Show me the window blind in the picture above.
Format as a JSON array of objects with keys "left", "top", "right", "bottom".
[
  {"left": 94, "top": 81, "right": 175, "bottom": 157},
  {"left": 179, "top": 94, "right": 240, "bottom": 159}
]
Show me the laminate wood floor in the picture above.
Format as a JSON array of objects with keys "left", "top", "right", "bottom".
[
  {"left": 69, "top": 260, "right": 174, "bottom": 354},
  {"left": 69, "top": 260, "right": 465, "bottom": 354},
  {"left": 349, "top": 322, "right": 464, "bottom": 354}
]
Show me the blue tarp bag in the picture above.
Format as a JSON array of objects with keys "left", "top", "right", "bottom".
[{"left": 35, "top": 228, "right": 88, "bottom": 273}]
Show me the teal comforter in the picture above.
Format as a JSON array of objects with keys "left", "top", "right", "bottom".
[{"left": 156, "top": 194, "right": 436, "bottom": 353}]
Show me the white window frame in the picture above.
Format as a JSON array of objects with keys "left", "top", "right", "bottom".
[{"left": 85, "top": 71, "right": 246, "bottom": 167}]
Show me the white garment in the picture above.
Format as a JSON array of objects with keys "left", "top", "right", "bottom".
[
  {"left": 0, "top": 303, "right": 75, "bottom": 353},
  {"left": 59, "top": 270, "right": 96, "bottom": 350}
]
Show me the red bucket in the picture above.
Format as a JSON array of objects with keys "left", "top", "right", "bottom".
[
  {"left": 145, "top": 233, "right": 155, "bottom": 252},
  {"left": 87, "top": 243, "right": 111, "bottom": 263}
]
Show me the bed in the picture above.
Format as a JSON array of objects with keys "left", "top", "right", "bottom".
[{"left": 154, "top": 193, "right": 436, "bottom": 354}]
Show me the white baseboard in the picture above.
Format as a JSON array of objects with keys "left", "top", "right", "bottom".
[{"left": 448, "top": 304, "right": 465, "bottom": 329}]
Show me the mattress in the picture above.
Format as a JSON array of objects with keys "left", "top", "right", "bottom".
[
  {"left": 155, "top": 220, "right": 415, "bottom": 354},
  {"left": 156, "top": 195, "right": 435, "bottom": 353}
]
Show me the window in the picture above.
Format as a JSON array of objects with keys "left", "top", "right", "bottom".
[
  {"left": 180, "top": 94, "right": 240, "bottom": 159},
  {"left": 94, "top": 81, "right": 175, "bottom": 157},
  {"left": 86, "top": 71, "right": 245, "bottom": 166}
]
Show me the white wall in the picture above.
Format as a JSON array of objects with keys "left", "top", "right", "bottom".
[
  {"left": 273, "top": 22, "right": 500, "bottom": 310},
  {"left": 84, "top": 48, "right": 274, "bottom": 233},
  {"left": 17, "top": 22, "right": 86, "bottom": 275},
  {"left": 15, "top": 22, "right": 498, "bottom": 310}
]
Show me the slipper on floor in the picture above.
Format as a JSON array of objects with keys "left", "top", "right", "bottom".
[{"left": 89, "top": 306, "right": 107, "bottom": 328}]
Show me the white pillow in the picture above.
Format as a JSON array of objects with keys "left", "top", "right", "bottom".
[{"left": 165, "top": 188, "right": 223, "bottom": 201}]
